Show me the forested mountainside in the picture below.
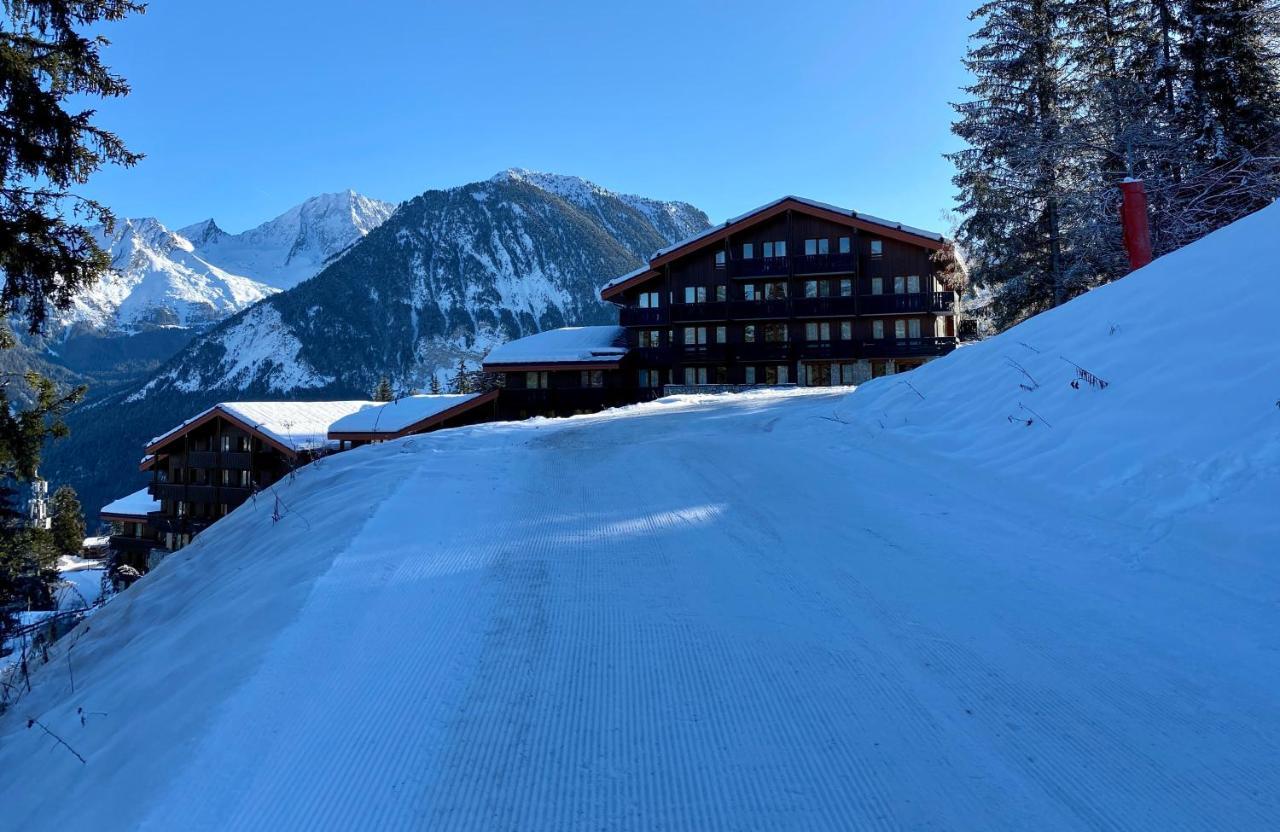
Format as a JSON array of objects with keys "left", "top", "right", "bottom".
[{"left": 47, "top": 172, "right": 709, "bottom": 516}]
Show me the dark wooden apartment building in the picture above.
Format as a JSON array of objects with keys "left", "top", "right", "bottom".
[{"left": 599, "top": 196, "right": 957, "bottom": 390}]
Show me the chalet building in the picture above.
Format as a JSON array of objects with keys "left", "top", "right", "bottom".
[
  {"left": 482, "top": 326, "right": 638, "bottom": 419},
  {"left": 599, "top": 196, "right": 958, "bottom": 390},
  {"left": 142, "top": 401, "right": 376, "bottom": 553},
  {"left": 100, "top": 486, "right": 162, "bottom": 572},
  {"left": 328, "top": 391, "right": 500, "bottom": 448}
]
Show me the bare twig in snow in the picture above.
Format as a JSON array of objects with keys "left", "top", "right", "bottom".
[{"left": 27, "top": 718, "right": 86, "bottom": 764}]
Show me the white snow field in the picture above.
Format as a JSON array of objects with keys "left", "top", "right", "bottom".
[{"left": 2, "top": 205, "right": 1279, "bottom": 831}]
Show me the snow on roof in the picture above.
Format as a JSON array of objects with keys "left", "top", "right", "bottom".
[
  {"left": 100, "top": 487, "right": 159, "bottom": 519},
  {"left": 328, "top": 393, "right": 488, "bottom": 436},
  {"left": 483, "top": 326, "right": 628, "bottom": 366},
  {"left": 147, "top": 400, "right": 380, "bottom": 454},
  {"left": 598, "top": 195, "right": 946, "bottom": 295}
]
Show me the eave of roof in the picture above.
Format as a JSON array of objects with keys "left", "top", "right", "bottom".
[
  {"left": 482, "top": 360, "right": 624, "bottom": 373},
  {"left": 599, "top": 196, "right": 947, "bottom": 301},
  {"left": 145, "top": 406, "right": 302, "bottom": 458}
]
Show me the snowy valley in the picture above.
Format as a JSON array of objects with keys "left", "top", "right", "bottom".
[{"left": 2, "top": 198, "right": 1276, "bottom": 830}]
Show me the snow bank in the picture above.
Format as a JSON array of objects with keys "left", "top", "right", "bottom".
[{"left": 483, "top": 325, "right": 627, "bottom": 365}]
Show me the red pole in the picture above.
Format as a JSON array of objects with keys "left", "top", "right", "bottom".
[{"left": 1119, "top": 179, "right": 1153, "bottom": 270}]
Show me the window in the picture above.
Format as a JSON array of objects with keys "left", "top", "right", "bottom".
[
  {"left": 684, "top": 366, "right": 708, "bottom": 385},
  {"left": 804, "top": 238, "right": 817, "bottom": 256},
  {"left": 176, "top": 501, "right": 187, "bottom": 518},
  {"left": 220, "top": 435, "right": 232, "bottom": 452},
  {"left": 839, "top": 279, "right": 852, "bottom": 297},
  {"left": 870, "top": 239, "right": 883, "bottom": 257},
  {"left": 637, "top": 329, "right": 662, "bottom": 348},
  {"left": 684, "top": 286, "right": 707, "bottom": 304},
  {"left": 638, "top": 291, "right": 660, "bottom": 308},
  {"left": 765, "top": 281, "right": 788, "bottom": 300},
  {"left": 715, "top": 284, "right": 727, "bottom": 302},
  {"left": 840, "top": 321, "right": 852, "bottom": 340},
  {"left": 639, "top": 369, "right": 661, "bottom": 388},
  {"left": 895, "top": 319, "right": 907, "bottom": 339},
  {"left": 839, "top": 236, "right": 851, "bottom": 254},
  {"left": 683, "top": 326, "right": 708, "bottom": 346},
  {"left": 804, "top": 280, "right": 818, "bottom": 299},
  {"left": 715, "top": 250, "right": 726, "bottom": 268},
  {"left": 580, "top": 370, "right": 604, "bottom": 388},
  {"left": 765, "top": 365, "right": 790, "bottom": 385},
  {"left": 743, "top": 324, "right": 757, "bottom": 343},
  {"left": 745, "top": 366, "right": 756, "bottom": 384},
  {"left": 743, "top": 283, "right": 759, "bottom": 301},
  {"left": 763, "top": 241, "right": 773, "bottom": 258},
  {"left": 763, "top": 322, "right": 789, "bottom": 343},
  {"left": 713, "top": 366, "right": 729, "bottom": 384},
  {"left": 526, "top": 371, "right": 549, "bottom": 389},
  {"left": 743, "top": 242, "right": 754, "bottom": 259},
  {"left": 714, "top": 326, "right": 726, "bottom": 344},
  {"left": 907, "top": 275, "right": 921, "bottom": 293},
  {"left": 818, "top": 238, "right": 830, "bottom": 255},
  {"left": 776, "top": 240, "right": 787, "bottom": 257},
  {"left": 873, "top": 320, "right": 885, "bottom": 339},
  {"left": 908, "top": 319, "right": 922, "bottom": 338},
  {"left": 894, "top": 275, "right": 906, "bottom": 294},
  {"left": 805, "top": 322, "right": 831, "bottom": 341},
  {"left": 871, "top": 277, "right": 884, "bottom": 295}
]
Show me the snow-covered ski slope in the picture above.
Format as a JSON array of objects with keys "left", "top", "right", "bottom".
[{"left": 2, "top": 205, "right": 1278, "bottom": 831}]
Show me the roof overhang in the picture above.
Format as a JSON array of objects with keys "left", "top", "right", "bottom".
[
  {"left": 145, "top": 407, "right": 303, "bottom": 458},
  {"left": 327, "top": 389, "right": 499, "bottom": 442},
  {"left": 101, "top": 510, "right": 152, "bottom": 523},
  {"left": 482, "top": 361, "right": 623, "bottom": 373},
  {"left": 600, "top": 197, "right": 949, "bottom": 302}
]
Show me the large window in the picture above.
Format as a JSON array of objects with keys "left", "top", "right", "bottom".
[
  {"left": 763, "top": 323, "right": 788, "bottom": 343},
  {"left": 742, "top": 242, "right": 754, "bottom": 259},
  {"left": 638, "top": 369, "right": 661, "bottom": 388},
  {"left": 684, "top": 326, "right": 708, "bottom": 346},
  {"left": 839, "top": 236, "right": 851, "bottom": 254},
  {"left": 744, "top": 366, "right": 756, "bottom": 384},
  {"left": 894, "top": 319, "right": 907, "bottom": 339},
  {"left": 764, "top": 281, "right": 787, "bottom": 300},
  {"left": 873, "top": 320, "right": 885, "bottom": 339},
  {"left": 907, "top": 274, "right": 921, "bottom": 293},
  {"left": 839, "top": 278, "right": 852, "bottom": 297},
  {"left": 684, "top": 366, "right": 708, "bottom": 385},
  {"left": 743, "top": 324, "right": 756, "bottom": 343},
  {"left": 765, "top": 365, "right": 789, "bottom": 385},
  {"left": 684, "top": 286, "right": 707, "bottom": 303},
  {"left": 871, "top": 277, "right": 884, "bottom": 295},
  {"left": 763, "top": 240, "right": 787, "bottom": 258},
  {"left": 714, "top": 326, "right": 727, "bottom": 344},
  {"left": 908, "top": 319, "right": 922, "bottom": 338},
  {"left": 580, "top": 370, "right": 604, "bottom": 388},
  {"left": 805, "top": 322, "right": 831, "bottom": 342},
  {"left": 743, "top": 283, "right": 759, "bottom": 301},
  {"left": 637, "top": 329, "right": 662, "bottom": 348},
  {"left": 638, "top": 291, "right": 660, "bottom": 308},
  {"left": 840, "top": 320, "right": 852, "bottom": 340},
  {"left": 526, "top": 371, "right": 549, "bottom": 389},
  {"left": 894, "top": 275, "right": 906, "bottom": 294},
  {"left": 870, "top": 239, "right": 883, "bottom": 258},
  {"left": 715, "top": 250, "right": 726, "bottom": 268}
]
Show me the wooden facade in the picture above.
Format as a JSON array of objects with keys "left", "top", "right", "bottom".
[{"left": 602, "top": 197, "right": 958, "bottom": 390}]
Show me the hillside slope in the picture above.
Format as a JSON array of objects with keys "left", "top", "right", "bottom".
[{"left": 2, "top": 203, "right": 1278, "bottom": 830}]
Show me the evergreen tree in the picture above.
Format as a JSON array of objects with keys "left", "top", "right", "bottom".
[
  {"left": 373, "top": 376, "right": 394, "bottom": 402},
  {"left": 50, "top": 484, "right": 85, "bottom": 556},
  {"left": 428, "top": 374, "right": 442, "bottom": 395},
  {"left": 450, "top": 360, "right": 474, "bottom": 394},
  {"left": 950, "top": 0, "right": 1084, "bottom": 327}
]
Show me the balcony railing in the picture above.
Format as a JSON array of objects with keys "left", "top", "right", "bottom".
[
  {"left": 187, "top": 450, "right": 218, "bottom": 468},
  {"left": 109, "top": 534, "right": 159, "bottom": 553},
  {"left": 678, "top": 344, "right": 729, "bottom": 362},
  {"left": 858, "top": 337, "right": 957, "bottom": 358},
  {"left": 619, "top": 306, "right": 668, "bottom": 326},
  {"left": 630, "top": 347, "right": 673, "bottom": 364},
  {"left": 728, "top": 299, "right": 790, "bottom": 319},
  {"left": 670, "top": 301, "right": 729, "bottom": 323},
  {"left": 728, "top": 256, "right": 790, "bottom": 278},
  {"left": 791, "top": 296, "right": 859, "bottom": 318},
  {"left": 793, "top": 339, "right": 862, "bottom": 360},
  {"left": 792, "top": 252, "right": 855, "bottom": 275},
  {"left": 859, "top": 291, "right": 956, "bottom": 315},
  {"left": 732, "top": 342, "right": 792, "bottom": 361}
]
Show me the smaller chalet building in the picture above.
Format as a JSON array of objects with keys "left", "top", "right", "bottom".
[
  {"left": 100, "top": 487, "right": 162, "bottom": 572},
  {"left": 141, "top": 401, "right": 377, "bottom": 554},
  {"left": 328, "top": 391, "right": 499, "bottom": 448},
  {"left": 482, "top": 326, "right": 638, "bottom": 419}
]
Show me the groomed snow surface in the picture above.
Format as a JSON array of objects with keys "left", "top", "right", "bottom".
[{"left": 2, "top": 204, "right": 1279, "bottom": 830}]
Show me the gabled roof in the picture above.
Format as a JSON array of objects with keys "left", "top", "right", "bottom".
[
  {"left": 600, "top": 196, "right": 947, "bottom": 300},
  {"left": 328, "top": 391, "right": 498, "bottom": 440},
  {"left": 145, "top": 401, "right": 380, "bottom": 457},
  {"left": 482, "top": 326, "right": 628, "bottom": 371},
  {"left": 100, "top": 487, "right": 160, "bottom": 521}
]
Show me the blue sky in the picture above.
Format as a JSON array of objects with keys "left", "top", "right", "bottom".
[{"left": 82, "top": 1, "right": 974, "bottom": 234}]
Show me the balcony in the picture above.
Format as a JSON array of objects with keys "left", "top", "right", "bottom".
[
  {"left": 728, "top": 256, "right": 790, "bottom": 279},
  {"left": 729, "top": 299, "right": 790, "bottom": 320},
  {"left": 630, "top": 347, "right": 673, "bottom": 365},
  {"left": 859, "top": 337, "right": 957, "bottom": 358},
  {"left": 732, "top": 342, "right": 792, "bottom": 362},
  {"left": 220, "top": 451, "right": 252, "bottom": 469},
  {"left": 150, "top": 483, "right": 185, "bottom": 501},
  {"left": 793, "top": 339, "right": 862, "bottom": 360},
  {"left": 791, "top": 296, "right": 859, "bottom": 318},
  {"left": 859, "top": 291, "right": 957, "bottom": 315},
  {"left": 792, "top": 252, "right": 855, "bottom": 275},
  {"left": 187, "top": 450, "right": 218, "bottom": 468},
  {"left": 670, "top": 301, "right": 728, "bottom": 323},
  {"left": 108, "top": 534, "right": 159, "bottom": 554},
  {"left": 678, "top": 344, "right": 729, "bottom": 362},
  {"left": 619, "top": 306, "right": 668, "bottom": 326}
]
